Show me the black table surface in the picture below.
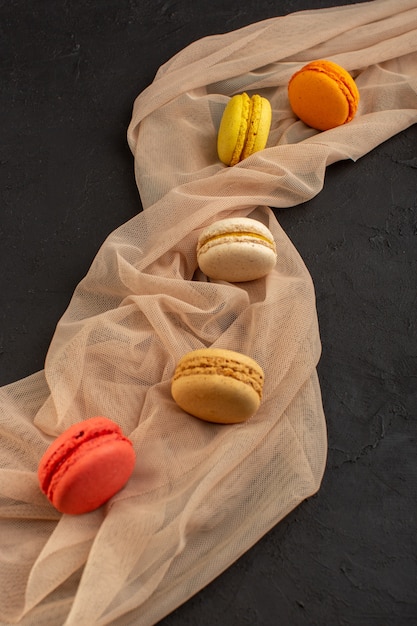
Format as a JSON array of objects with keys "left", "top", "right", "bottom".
[{"left": 1, "top": 1, "right": 416, "bottom": 625}]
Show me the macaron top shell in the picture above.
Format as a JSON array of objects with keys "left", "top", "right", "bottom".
[
  {"left": 197, "top": 217, "right": 277, "bottom": 282},
  {"left": 217, "top": 93, "right": 272, "bottom": 166},
  {"left": 38, "top": 416, "right": 136, "bottom": 515},
  {"left": 171, "top": 348, "right": 265, "bottom": 424},
  {"left": 288, "top": 59, "right": 359, "bottom": 130}
]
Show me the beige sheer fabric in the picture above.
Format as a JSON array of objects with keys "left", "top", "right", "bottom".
[{"left": 1, "top": 0, "right": 416, "bottom": 623}]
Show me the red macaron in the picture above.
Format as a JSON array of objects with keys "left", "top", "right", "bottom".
[{"left": 38, "top": 416, "right": 136, "bottom": 515}]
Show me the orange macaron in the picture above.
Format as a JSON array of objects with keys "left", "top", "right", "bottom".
[{"left": 288, "top": 59, "right": 359, "bottom": 131}]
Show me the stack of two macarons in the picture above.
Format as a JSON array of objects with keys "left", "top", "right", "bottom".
[{"left": 216, "top": 59, "right": 360, "bottom": 167}]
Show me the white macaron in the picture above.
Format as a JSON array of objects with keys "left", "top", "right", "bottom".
[{"left": 197, "top": 217, "right": 277, "bottom": 282}]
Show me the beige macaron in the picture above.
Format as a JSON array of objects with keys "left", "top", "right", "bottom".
[
  {"left": 197, "top": 217, "right": 277, "bottom": 282},
  {"left": 171, "top": 348, "right": 264, "bottom": 424}
]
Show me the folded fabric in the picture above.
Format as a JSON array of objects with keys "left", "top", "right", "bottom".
[{"left": 0, "top": 0, "right": 416, "bottom": 624}]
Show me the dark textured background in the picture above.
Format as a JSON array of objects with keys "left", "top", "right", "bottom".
[{"left": 1, "top": 1, "right": 416, "bottom": 624}]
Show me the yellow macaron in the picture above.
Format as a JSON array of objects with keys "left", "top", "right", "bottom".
[
  {"left": 171, "top": 348, "right": 264, "bottom": 424},
  {"left": 217, "top": 92, "right": 272, "bottom": 166},
  {"left": 288, "top": 59, "right": 360, "bottom": 131}
]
